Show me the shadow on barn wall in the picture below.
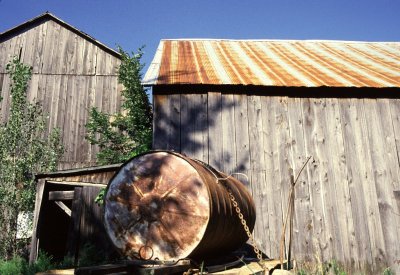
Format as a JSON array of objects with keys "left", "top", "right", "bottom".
[{"left": 152, "top": 88, "right": 252, "bottom": 185}]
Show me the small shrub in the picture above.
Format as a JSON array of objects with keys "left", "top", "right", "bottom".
[
  {"left": 297, "top": 270, "right": 308, "bottom": 275},
  {"left": 0, "top": 251, "right": 58, "bottom": 275},
  {"left": 32, "top": 252, "right": 56, "bottom": 273},
  {"left": 0, "top": 256, "right": 25, "bottom": 275},
  {"left": 382, "top": 267, "right": 394, "bottom": 275},
  {"left": 78, "top": 242, "right": 108, "bottom": 267},
  {"left": 58, "top": 255, "right": 74, "bottom": 269}
]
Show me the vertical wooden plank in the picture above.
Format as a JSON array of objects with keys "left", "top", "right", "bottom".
[
  {"left": 258, "top": 96, "right": 291, "bottom": 261},
  {"left": 195, "top": 93, "right": 209, "bottom": 165},
  {"left": 79, "top": 187, "right": 105, "bottom": 252},
  {"left": 233, "top": 94, "right": 250, "bottom": 174},
  {"left": 339, "top": 98, "right": 382, "bottom": 271},
  {"left": 79, "top": 187, "right": 90, "bottom": 247},
  {"left": 27, "top": 74, "right": 39, "bottom": 102},
  {"left": 323, "top": 98, "right": 354, "bottom": 266},
  {"left": 208, "top": 91, "right": 222, "bottom": 169},
  {"left": 87, "top": 76, "right": 99, "bottom": 162},
  {"left": 56, "top": 75, "right": 69, "bottom": 129},
  {"left": 153, "top": 94, "right": 169, "bottom": 150},
  {"left": 248, "top": 95, "right": 266, "bottom": 173},
  {"left": 108, "top": 76, "right": 117, "bottom": 114},
  {"left": 7, "top": 33, "right": 20, "bottom": 60},
  {"left": 104, "top": 50, "right": 114, "bottom": 76},
  {"left": 221, "top": 94, "right": 236, "bottom": 174},
  {"left": 51, "top": 22, "right": 63, "bottom": 74},
  {"left": 287, "top": 97, "right": 313, "bottom": 262},
  {"left": 41, "top": 20, "right": 57, "bottom": 74},
  {"left": 61, "top": 28, "right": 77, "bottom": 75},
  {"left": 55, "top": 25, "right": 66, "bottom": 73},
  {"left": 389, "top": 100, "right": 400, "bottom": 272},
  {"left": 20, "top": 26, "right": 35, "bottom": 66},
  {"left": 61, "top": 76, "right": 75, "bottom": 162},
  {"left": 180, "top": 93, "right": 208, "bottom": 161},
  {"left": 7, "top": 34, "right": 18, "bottom": 61},
  {"left": 95, "top": 48, "right": 107, "bottom": 75},
  {"left": 69, "top": 76, "right": 80, "bottom": 163},
  {"left": 259, "top": 96, "right": 278, "bottom": 257},
  {"left": 101, "top": 76, "right": 111, "bottom": 113},
  {"left": 42, "top": 75, "right": 53, "bottom": 134},
  {"left": 16, "top": 31, "right": 27, "bottom": 61},
  {"left": 72, "top": 76, "right": 84, "bottom": 162},
  {"left": 29, "top": 179, "right": 46, "bottom": 264},
  {"left": 0, "top": 74, "right": 4, "bottom": 95},
  {"left": 74, "top": 34, "right": 85, "bottom": 75},
  {"left": 116, "top": 81, "right": 124, "bottom": 111},
  {"left": 32, "top": 21, "right": 48, "bottom": 74},
  {"left": 250, "top": 171, "right": 269, "bottom": 255},
  {"left": 0, "top": 74, "right": 11, "bottom": 124},
  {"left": 248, "top": 95, "right": 270, "bottom": 254},
  {"left": 1, "top": 37, "right": 13, "bottom": 73},
  {"left": 77, "top": 78, "right": 90, "bottom": 163},
  {"left": 305, "top": 98, "right": 343, "bottom": 264},
  {"left": 66, "top": 187, "right": 83, "bottom": 262},
  {"left": 82, "top": 39, "right": 96, "bottom": 75},
  {"left": 0, "top": 38, "right": 8, "bottom": 72},
  {"left": 301, "top": 98, "right": 331, "bottom": 262},
  {"left": 273, "top": 97, "right": 293, "bottom": 256},
  {"left": 365, "top": 98, "right": 400, "bottom": 269},
  {"left": 47, "top": 75, "right": 61, "bottom": 133},
  {"left": 168, "top": 94, "right": 181, "bottom": 151},
  {"left": 113, "top": 58, "right": 121, "bottom": 76},
  {"left": 388, "top": 98, "right": 400, "bottom": 192}
]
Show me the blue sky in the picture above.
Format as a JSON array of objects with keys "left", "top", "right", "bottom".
[{"left": 1, "top": 0, "right": 399, "bottom": 72}]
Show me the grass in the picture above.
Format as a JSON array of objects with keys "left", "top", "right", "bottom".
[
  {"left": 296, "top": 259, "right": 395, "bottom": 275},
  {"left": 0, "top": 252, "right": 56, "bottom": 275},
  {"left": 0, "top": 242, "right": 113, "bottom": 275}
]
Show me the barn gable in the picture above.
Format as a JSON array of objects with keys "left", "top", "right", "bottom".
[
  {"left": 0, "top": 13, "right": 123, "bottom": 169},
  {"left": 145, "top": 39, "right": 400, "bottom": 272}
]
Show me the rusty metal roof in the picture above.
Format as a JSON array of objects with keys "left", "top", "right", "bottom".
[{"left": 143, "top": 39, "right": 400, "bottom": 88}]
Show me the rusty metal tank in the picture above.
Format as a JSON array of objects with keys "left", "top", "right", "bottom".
[{"left": 104, "top": 151, "right": 256, "bottom": 261}]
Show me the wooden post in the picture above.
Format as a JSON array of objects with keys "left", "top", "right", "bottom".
[{"left": 29, "top": 178, "right": 47, "bottom": 264}]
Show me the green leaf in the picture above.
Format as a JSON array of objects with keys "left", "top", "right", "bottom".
[{"left": 85, "top": 47, "right": 152, "bottom": 165}]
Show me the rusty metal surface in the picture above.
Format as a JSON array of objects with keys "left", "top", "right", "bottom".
[
  {"left": 143, "top": 39, "right": 400, "bottom": 88},
  {"left": 104, "top": 151, "right": 256, "bottom": 261}
]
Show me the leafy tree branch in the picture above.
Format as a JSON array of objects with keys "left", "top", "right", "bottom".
[
  {"left": 86, "top": 47, "right": 152, "bottom": 165},
  {"left": 0, "top": 57, "right": 64, "bottom": 259}
]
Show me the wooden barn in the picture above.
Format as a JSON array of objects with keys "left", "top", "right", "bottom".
[
  {"left": 143, "top": 39, "right": 400, "bottom": 272},
  {"left": 0, "top": 13, "right": 123, "bottom": 169}
]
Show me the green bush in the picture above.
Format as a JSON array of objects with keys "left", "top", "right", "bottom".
[
  {"left": 0, "top": 256, "right": 25, "bottom": 275},
  {"left": 0, "top": 252, "right": 57, "bottom": 275}
]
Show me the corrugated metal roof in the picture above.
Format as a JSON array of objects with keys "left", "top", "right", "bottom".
[{"left": 143, "top": 39, "right": 400, "bottom": 88}]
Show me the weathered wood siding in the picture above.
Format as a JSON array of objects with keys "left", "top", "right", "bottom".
[
  {"left": 30, "top": 164, "right": 120, "bottom": 263},
  {"left": 153, "top": 90, "right": 400, "bottom": 273},
  {"left": 0, "top": 18, "right": 122, "bottom": 169}
]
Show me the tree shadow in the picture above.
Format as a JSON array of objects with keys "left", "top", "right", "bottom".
[{"left": 152, "top": 89, "right": 251, "bottom": 186}]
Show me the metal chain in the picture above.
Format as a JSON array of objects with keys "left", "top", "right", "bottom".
[
  {"left": 190, "top": 159, "right": 266, "bottom": 270},
  {"left": 225, "top": 186, "right": 266, "bottom": 270}
]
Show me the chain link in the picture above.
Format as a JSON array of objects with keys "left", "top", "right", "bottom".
[
  {"left": 225, "top": 187, "right": 266, "bottom": 270},
  {"left": 190, "top": 159, "right": 266, "bottom": 270}
]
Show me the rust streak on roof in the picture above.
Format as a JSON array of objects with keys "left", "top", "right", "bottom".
[{"left": 143, "top": 39, "right": 400, "bottom": 88}]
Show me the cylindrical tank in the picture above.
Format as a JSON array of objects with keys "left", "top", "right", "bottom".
[{"left": 104, "top": 151, "right": 256, "bottom": 261}]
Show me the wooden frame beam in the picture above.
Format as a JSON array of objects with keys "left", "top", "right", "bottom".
[
  {"left": 46, "top": 180, "right": 107, "bottom": 188},
  {"left": 54, "top": 201, "right": 72, "bottom": 216},
  {"left": 49, "top": 190, "right": 75, "bottom": 200}
]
